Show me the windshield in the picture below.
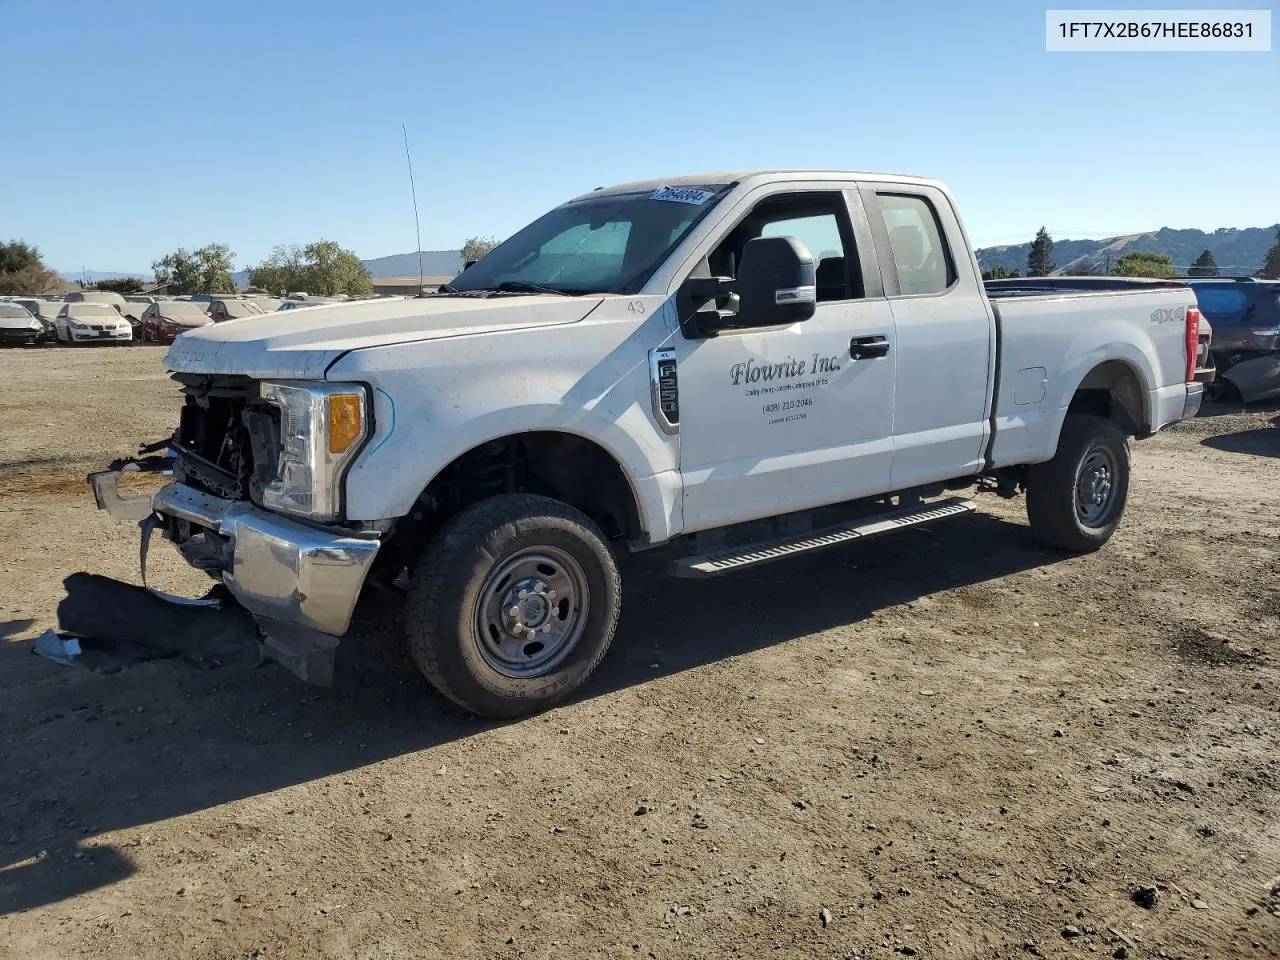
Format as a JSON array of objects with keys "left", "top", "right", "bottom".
[
  {"left": 158, "top": 303, "right": 211, "bottom": 321},
  {"left": 68, "top": 303, "right": 119, "bottom": 318},
  {"left": 0, "top": 304, "right": 33, "bottom": 318},
  {"left": 222, "top": 301, "right": 266, "bottom": 317},
  {"left": 445, "top": 184, "right": 728, "bottom": 295}
]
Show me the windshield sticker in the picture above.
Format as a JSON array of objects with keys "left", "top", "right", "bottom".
[{"left": 649, "top": 186, "right": 715, "bottom": 205}]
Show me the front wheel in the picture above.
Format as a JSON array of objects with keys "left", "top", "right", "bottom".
[
  {"left": 1025, "top": 414, "right": 1130, "bottom": 552},
  {"left": 405, "top": 494, "right": 622, "bottom": 718}
]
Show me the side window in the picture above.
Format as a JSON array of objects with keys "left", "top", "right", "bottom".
[
  {"left": 708, "top": 193, "right": 863, "bottom": 303},
  {"left": 1192, "top": 286, "right": 1248, "bottom": 324},
  {"left": 877, "top": 193, "right": 954, "bottom": 296}
]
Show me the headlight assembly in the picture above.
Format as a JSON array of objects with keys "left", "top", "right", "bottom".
[{"left": 259, "top": 381, "right": 369, "bottom": 522}]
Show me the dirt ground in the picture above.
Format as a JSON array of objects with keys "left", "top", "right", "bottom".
[{"left": 1, "top": 346, "right": 1277, "bottom": 959}]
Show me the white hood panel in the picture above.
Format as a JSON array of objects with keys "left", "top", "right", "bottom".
[{"left": 163, "top": 295, "right": 604, "bottom": 379}]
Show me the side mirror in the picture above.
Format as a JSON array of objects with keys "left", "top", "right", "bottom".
[
  {"left": 680, "top": 236, "right": 816, "bottom": 336},
  {"left": 732, "top": 236, "right": 816, "bottom": 328}
]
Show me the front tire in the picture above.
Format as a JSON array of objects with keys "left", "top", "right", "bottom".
[
  {"left": 405, "top": 494, "right": 622, "bottom": 719},
  {"left": 1025, "top": 414, "right": 1130, "bottom": 552}
]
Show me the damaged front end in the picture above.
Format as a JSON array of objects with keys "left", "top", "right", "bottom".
[{"left": 89, "top": 373, "right": 381, "bottom": 685}]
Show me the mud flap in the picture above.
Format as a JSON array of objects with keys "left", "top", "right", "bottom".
[{"left": 252, "top": 619, "right": 340, "bottom": 687}]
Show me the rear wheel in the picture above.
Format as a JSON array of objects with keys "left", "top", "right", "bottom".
[
  {"left": 1025, "top": 414, "right": 1129, "bottom": 552},
  {"left": 405, "top": 494, "right": 622, "bottom": 718}
]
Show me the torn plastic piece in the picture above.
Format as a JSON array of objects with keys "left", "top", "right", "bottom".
[
  {"left": 137, "top": 513, "right": 221, "bottom": 606},
  {"left": 88, "top": 455, "right": 172, "bottom": 523},
  {"left": 34, "top": 630, "right": 82, "bottom": 665}
]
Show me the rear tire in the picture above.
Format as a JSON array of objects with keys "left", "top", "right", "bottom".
[
  {"left": 405, "top": 494, "right": 622, "bottom": 719},
  {"left": 1025, "top": 414, "right": 1129, "bottom": 552}
]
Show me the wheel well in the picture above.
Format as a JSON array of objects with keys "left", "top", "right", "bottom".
[
  {"left": 384, "top": 432, "right": 643, "bottom": 568},
  {"left": 1068, "top": 361, "right": 1148, "bottom": 436}
]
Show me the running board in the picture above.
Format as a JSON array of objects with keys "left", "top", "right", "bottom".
[{"left": 668, "top": 497, "right": 977, "bottom": 579}]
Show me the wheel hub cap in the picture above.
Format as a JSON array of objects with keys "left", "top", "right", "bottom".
[
  {"left": 1076, "top": 448, "right": 1117, "bottom": 526},
  {"left": 475, "top": 548, "right": 589, "bottom": 679}
]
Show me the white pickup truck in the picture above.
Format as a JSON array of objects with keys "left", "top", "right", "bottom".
[{"left": 91, "top": 170, "right": 1204, "bottom": 717}]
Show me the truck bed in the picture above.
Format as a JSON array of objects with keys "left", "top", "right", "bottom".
[{"left": 984, "top": 279, "right": 1198, "bottom": 470}]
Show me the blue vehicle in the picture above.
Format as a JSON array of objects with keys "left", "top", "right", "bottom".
[{"left": 1184, "top": 277, "right": 1280, "bottom": 402}]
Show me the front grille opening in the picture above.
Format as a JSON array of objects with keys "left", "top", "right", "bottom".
[{"left": 169, "top": 374, "right": 280, "bottom": 503}]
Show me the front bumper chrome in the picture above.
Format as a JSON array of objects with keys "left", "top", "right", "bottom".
[{"left": 151, "top": 482, "right": 380, "bottom": 637}]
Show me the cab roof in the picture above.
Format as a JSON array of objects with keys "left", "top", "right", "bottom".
[{"left": 571, "top": 169, "right": 942, "bottom": 202}]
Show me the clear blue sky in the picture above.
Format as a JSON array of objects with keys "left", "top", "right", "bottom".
[{"left": 2, "top": 0, "right": 1276, "bottom": 275}]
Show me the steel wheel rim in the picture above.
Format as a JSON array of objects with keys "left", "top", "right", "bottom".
[
  {"left": 1076, "top": 447, "right": 1118, "bottom": 526},
  {"left": 474, "top": 546, "right": 589, "bottom": 679}
]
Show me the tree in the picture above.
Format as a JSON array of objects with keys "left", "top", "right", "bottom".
[
  {"left": 151, "top": 243, "right": 236, "bottom": 294},
  {"left": 247, "top": 240, "right": 372, "bottom": 296},
  {"left": 0, "top": 240, "right": 61, "bottom": 295},
  {"left": 461, "top": 236, "right": 498, "bottom": 264},
  {"left": 1258, "top": 227, "right": 1280, "bottom": 279},
  {"left": 1186, "top": 249, "right": 1219, "bottom": 277},
  {"left": 1110, "top": 251, "right": 1176, "bottom": 279},
  {"left": 1026, "top": 227, "right": 1054, "bottom": 277},
  {"left": 302, "top": 240, "right": 372, "bottom": 296},
  {"left": 92, "top": 277, "right": 145, "bottom": 294},
  {"left": 249, "top": 245, "right": 306, "bottom": 295},
  {"left": 981, "top": 265, "right": 1014, "bottom": 280}
]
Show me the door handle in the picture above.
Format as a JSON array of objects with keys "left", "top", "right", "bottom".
[{"left": 850, "top": 336, "right": 891, "bottom": 360}]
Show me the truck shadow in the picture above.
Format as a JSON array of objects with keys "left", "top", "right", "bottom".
[
  {"left": 1200, "top": 415, "right": 1280, "bottom": 458},
  {"left": 0, "top": 510, "right": 1061, "bottom": 915}
]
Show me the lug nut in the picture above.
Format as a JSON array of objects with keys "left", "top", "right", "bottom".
[
  {"left": 542, "top": 623, "right": 551, "bottom": 633},
  {"left": 509, "top": 606, "right": 520, "bottom": 617},
  {"left": 519, "top": 589, "right": 528, "bottom": 600}
]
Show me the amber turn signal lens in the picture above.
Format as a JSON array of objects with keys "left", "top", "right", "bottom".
[{"left": 327, "top": 393, "right": 363, "bottom": 454}]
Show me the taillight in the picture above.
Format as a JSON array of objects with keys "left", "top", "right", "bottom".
[{"left": 1184, "top": 306, "right": 1200, "bottom": 382}]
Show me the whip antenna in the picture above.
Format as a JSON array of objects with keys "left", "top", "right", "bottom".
[{"left": 402, "top": 124, "right": 424, "bottom": 296}]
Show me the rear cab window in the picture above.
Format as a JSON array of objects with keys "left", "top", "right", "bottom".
[{"left": 874, "top": 193, "right": 956, "bottom": 296}]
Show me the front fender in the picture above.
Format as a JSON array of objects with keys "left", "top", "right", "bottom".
[{"left": 330, "top": 305, "right": 682, "bottom": 541}]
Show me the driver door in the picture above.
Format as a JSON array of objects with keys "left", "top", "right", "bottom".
[{"left": 674, "top": 188, "right": 898, "bottom": 533}]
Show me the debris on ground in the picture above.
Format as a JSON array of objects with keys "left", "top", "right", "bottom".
[
  {"left": 1132, "top": 886, "right": 1160, "bottom": 909},
  {"left": 33, "top": 630, "right": 82, "bottom": 665}
]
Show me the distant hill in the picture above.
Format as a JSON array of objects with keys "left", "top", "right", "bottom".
[
  {"left": 977, "top": 225, "right": 1279, "bottom": 276},
  {"left": 361, "top": 249, "right": 463, "bottom": 279},
  {"left": 225, "top": 249, "right": 464, "bottom": 288}
]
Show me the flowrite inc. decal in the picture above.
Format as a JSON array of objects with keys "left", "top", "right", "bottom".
[{"left": 729, "top": 354, "right": 842, "bottom": 425}]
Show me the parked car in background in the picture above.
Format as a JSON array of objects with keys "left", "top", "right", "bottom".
[
  {"left": 210, "top": 298, "right": 268, "bottom": 322},
  {"left": 278, "top": 295, "right": 342, "bottom": 311},
  {"left": 1185, "top": 277, "right": 1280, "bottom": 402},
  {"left": 33, "top": 300, "right": 62, "bottom": 338},
  {"left": 0, "top": 302, "right": 46, "bottom": 346},
  {"left": 140, "top": 301, "right": 213, "bottom": 342},
  {"left": 65, "top": 290, "right": 128, "bottom": 315},
  {"left": 120, "top": 301, "right": 152, "bottom": 341},
  {"left": 54, "top": 302, "right": 133, "bottom": 344}
]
